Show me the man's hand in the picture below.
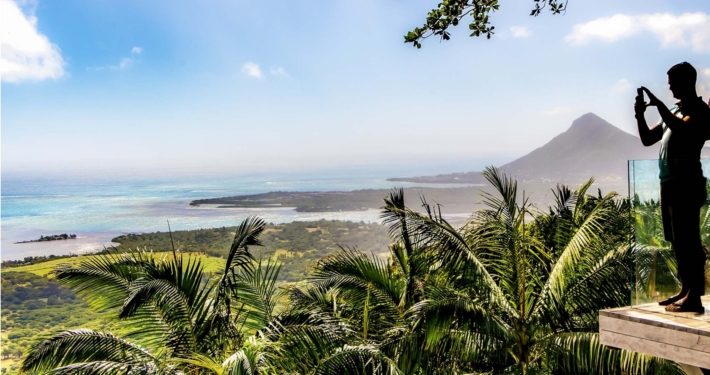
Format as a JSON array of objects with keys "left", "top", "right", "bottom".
[
  {"left": 635, "top": 87, "right": 663, "bottom": 146},
  {"left": 635, "top": 88, "right": 647, "bottom": 117},
  {"left": 641, "top": 87, "right": 663, "bottom": 107}
]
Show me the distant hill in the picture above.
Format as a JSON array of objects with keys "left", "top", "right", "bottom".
[
  {"left": 388, "top": 112, "right": 710, "bottom": 188},
  {"left": 500, "top": 112, "right": 656, "bottom": 183}
]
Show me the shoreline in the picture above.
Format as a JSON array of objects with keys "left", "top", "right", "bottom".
[
  {"left": 2, "top": 175, "right": 484, "bottom": 262},
  {"left": 1, "top": 213, "right": 470, "bottom": 262}
]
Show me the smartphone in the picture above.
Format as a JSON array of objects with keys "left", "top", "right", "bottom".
[{"left": 636, "top": 88, "right": 644, "bottom": 104}]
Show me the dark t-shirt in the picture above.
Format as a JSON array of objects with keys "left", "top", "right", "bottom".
[{"left": 658, "top": 96, "right": 710, "bottom": 182}]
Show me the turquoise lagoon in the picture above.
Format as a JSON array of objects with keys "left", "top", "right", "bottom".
[{"left": 1, "top": 168, "right": 474, "bottom": 260}]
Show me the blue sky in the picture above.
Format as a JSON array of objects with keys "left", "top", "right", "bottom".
[{"left": 2, "top": 0, "right": 709, "bottom": 175}]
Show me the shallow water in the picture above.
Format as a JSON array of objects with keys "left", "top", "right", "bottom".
[{"left": 2, "top": 169, "right": 474, "bottom": 260}]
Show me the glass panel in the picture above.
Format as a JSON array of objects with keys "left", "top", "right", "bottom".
[{"left": 630, "top": 159, "right": 710, "bottom": 306}]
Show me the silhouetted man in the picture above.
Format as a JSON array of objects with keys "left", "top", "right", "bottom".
[{"left": 636, "top": 62, "right": 710, "bottom": 313}]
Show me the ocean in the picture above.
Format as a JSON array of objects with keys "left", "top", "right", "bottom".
[{"left": 1, "top": 168, "right": 474, "bottom": 260}]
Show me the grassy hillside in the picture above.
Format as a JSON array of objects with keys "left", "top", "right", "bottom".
[
  {"left": 3, "top": 252, "right": 226, "bottom": 278},
  {"left": 111, "top": 219, "right": 391, "bottom": 282}
]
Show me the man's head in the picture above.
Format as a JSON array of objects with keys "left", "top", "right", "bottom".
[{"left": 667, "top": 62, "right": 697, "bottom": 100}]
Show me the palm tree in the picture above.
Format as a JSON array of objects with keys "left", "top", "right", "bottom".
[
  {"left": 299, "top": 167, "right": 682, "bottom": 374},
  {"left": 20, "top": 217, "right": 355, "bottom": 375}
]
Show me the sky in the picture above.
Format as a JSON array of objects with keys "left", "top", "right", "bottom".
[{"left": 2, "top": 0, "right": 710, "bottom": 176}]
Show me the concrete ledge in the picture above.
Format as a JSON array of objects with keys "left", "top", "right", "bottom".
[{"left": 599, "top": 296, "right": 710, "bottom": 369}]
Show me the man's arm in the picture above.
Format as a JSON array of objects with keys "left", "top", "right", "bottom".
[
  {"left": 635, "top": 88, "right": 662, "bottom": 146},
  {"left": 641, "top": 86, "right": 689, "bottom": 134},
  {"left": 642, "top": 87, "right": 710, "bottom": 140},
  {"left": 636, "top": 116, "right": 663, "bottom": 146},
  {"left": 654, "top": 100, "right": 686, "bottom": 133}
]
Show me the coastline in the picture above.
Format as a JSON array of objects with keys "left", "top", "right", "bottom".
[
  {"left": 1, "top": 172, "right": 482, "bottom": 261},
  {"left": 0, "top": 205, "right": 387, "bottom": 261}
]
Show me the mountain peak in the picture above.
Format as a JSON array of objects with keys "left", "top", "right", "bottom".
[
  {"left": 568, "top": 112, "right": 612, "bottom": 131},
  {"left": 500, "top": 113, "right": 655, "bottom": 182}
]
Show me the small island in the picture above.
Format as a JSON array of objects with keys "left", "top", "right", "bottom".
[{"left": 15, "top": 233, "right": 77, "bottom": 244}]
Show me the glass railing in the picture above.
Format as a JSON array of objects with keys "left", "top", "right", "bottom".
[{"left": 629, "top": 159, "right": 710, "bottom": 306}]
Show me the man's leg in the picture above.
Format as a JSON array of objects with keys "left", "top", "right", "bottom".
[
  {"left": 659, "top": 183, "right": 689, "bottom": 305},
  {"left": 659, "top": 241, "right": 690, "bottom": 305},
  {"left": 666, "top": 182, "right": 706, "bottom": 312},
  {"left": 667, "top": 246, "right": 705, "bottom": 311}
]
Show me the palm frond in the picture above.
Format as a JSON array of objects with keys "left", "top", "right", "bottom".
[
  {"left": 228, "top": 257, "right": 283, "bottom": 332},
  {"left": 53, "top": 251, "right": 152, "bottom": 312},
  {"left": 536, "top": 190, "right": 617, "bottom": 316},
  {"left": 545, "top": 332, "right": 683, "bottom": 375},
  {"left": 381, "top": 188, "right": 412, "bottom": 249},
  {"left": 310, "top": 247, "right": 404, "bottom": 311},
  {"left": 314, "top": 345, "right": 401, "bottom": 375},
  {"left": 408, "top": 295, "right": 508, "bottom": 358},
  {"left": 21, "top": 329, "right": 156, "bottom": 375},
  {"left": 214, "top": 217, "right": 266, "bottom": 317},
  {"left": 547, "top": 244, "right": 633, "bottom": 330},
  {"left": 397, "top": 191, "right": 515, "bottom": 317},
  {"left": 261, "top": 310, "right": 349, "bottom": 373},
  {"left": 222, "top": 336, "right": 275, "bottom": 375},
  {"left": 221, "top": 216, "right": 265, "bottom": 279},
  {"left": 45, "top": 361, "right": 158, "bottom": 375}
]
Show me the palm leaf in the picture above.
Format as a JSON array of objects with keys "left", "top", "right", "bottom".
[
  {"left": 310, "top": 247, "right": 404, "bottom": 312},
  {"left": 534, "top": 189, "right": 617, "bottom": 317},
  {"left": 314, "top": 345, "right": 401, "bottom": 375},
  {"left": 217, "top": 217, "right": 265, "bottom": 301},
  {"left": 53, "top": 251, "right": 152, "bottom": 312},
  {"left": 545, "top": 332, "right": 683, "bottom": 375},
  {"left": 226, "top": 257, "right": 282, "bottom": 332},
  {"left": 21, "top": 329, "right": 156, "bottom": 375}
]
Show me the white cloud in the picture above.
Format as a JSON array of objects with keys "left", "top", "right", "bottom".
[
  {"left": 87, "top": 58, "right": 132, "bottom": 71},
  {"left": 542, "top": 106, "right": 573, "bottom": 115},
  {"left": 566, "top": 12, "right": 710, "bottom": 53},
  {"left": 565, "top": 14, "right": 637, "bottom": 45},
  {"left": 241, "top": 62, "right": 262, "bottom": 78},
  {"left": 87, "top": 48, "right": 141, "bottom": 71},
  {"left": 641, "top": 13, "right": 709, "bottom": 51},
  {"left": 614, "top": 78, "right": 632, "bottom": 93},
  {"left": 699, "top": 68, "right": 710, "bottom": 101},
  {"left": 1, "top": 0, "right": 65, "bottom": 83},
  {"left": 510, "top": 26, "right": 532, "bottom": 38},
  {"left": 117, "top": 57, "right": 133, "bottom": 70},
  {"left": 270, "top": 66, "right": 288, "bottom": 76}
]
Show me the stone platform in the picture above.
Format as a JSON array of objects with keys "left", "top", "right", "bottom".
[{"left": 599, "top": 296, "right": 710, "bottom": 369}]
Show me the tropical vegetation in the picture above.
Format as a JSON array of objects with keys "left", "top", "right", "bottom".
[
  {"left": 1, "top": 272, "right": 119, "bottom": 371},
  {"left": 110, "top": 220, "right": 391, "bottom": 281},
  {"left": 20, "top": 167, "right": 684, "bottom": 374}
]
